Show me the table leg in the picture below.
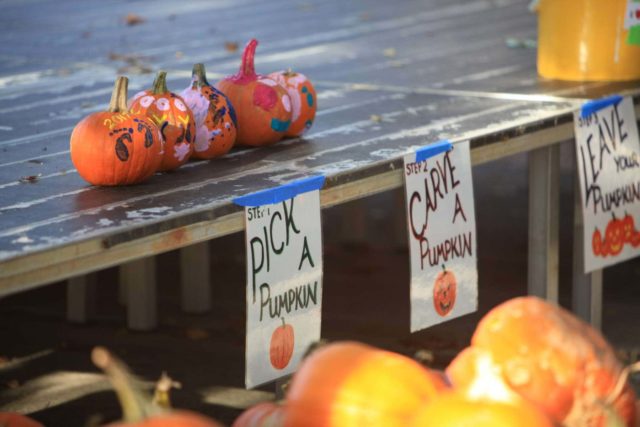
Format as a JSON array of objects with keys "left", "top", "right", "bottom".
[
  {"left": 66, "top": 273, "right": 97, "bottom": 323},
  {"left": 572, "top": 176, "right": 603, "bottom": 329},
  {"left": 180, "top": 242, "right": 211, "bottom": 314},
  {"left": 121, "top": 257, "right": 157, "bottom": 331},
  {"left": 527, "top": 145, "right": 560, "bottom": 302}
]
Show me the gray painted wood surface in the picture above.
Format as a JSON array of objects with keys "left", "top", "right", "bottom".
[{"left": 0, "top": 0, "right": 638, "bottom": 293}]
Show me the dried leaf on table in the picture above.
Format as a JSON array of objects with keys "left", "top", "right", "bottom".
[
  {"left": 224, "top": 41, "right": 239, "bottom": 53},
  {"left": 370, "top": 114, "right": 382, "bottom": 123},
  {"left": 19, "top": 174, "right": 42, "bottom": 183},
  {"left": 124, "top": 13, "right": 145, "bottom": 26},
  {"left": 383, "top": 48, "right": 397, "bottom": 58}
]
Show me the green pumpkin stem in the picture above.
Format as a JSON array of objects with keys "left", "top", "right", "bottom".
[
  {"left": 92, "top": 346, "right": 163, "bottom": 423},
  {"left": 152, "top": 71, "right": 169, "bottom": 95},
  {"left": 442, "top": 264, "right": 446, "bottom": 274},
  {"left": 239, "top": 39, "right": 258, "bottom": 78},
  {"left": 108, "top": 76, "right": 129, "bottom": 113},
  {"left": 281, "top": 317, "right": 286, "bottom": 328},
  {"left": 191, "top": 63, "right": 209, "bottom": 88}
]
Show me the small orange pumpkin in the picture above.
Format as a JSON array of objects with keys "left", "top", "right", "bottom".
[
  {"left": 232, "top": 402, "right": 285, "bottom": 427},
  {"left": 268, "top": 69, "right": 316, "bottom": 137},
  {"left": 129, "top": 71, "right": 196, "bottom": 171},
  {"left": 592, "top": 228, "right": 604, "bottom": 256},
  {"left": 217, "top": 39, "right": 292, "bottom": 146},
  {"left": 605, "top": 213, "right": 625, "bottom": 256},
  {"left": 411, "top": 392, "right": 555, "bottom": 427},
  {"left": 270, "top": 318, "right": 294, "bottom": 370},
  {"left": 622, "top": 212, "right": 636, "bottom": 243},
  {"left": 92, "top": 347, "right": 223, "bottom": 427},
  {"left": 284, "top": 341, "right": 448, "bottom": 427},
  {"left": 446, "top": 297, "right": 637, "bottom": 427},
  {"left": 433, "top": 265, "right": 457, "bottom": 316},
  {"left": 0, "top": 413, "right": 44, "bottom": 427},
  {"left": 70, "top": 77, "right": 163, "bottom": 185},
  {"left": 180, "top": 64, "right": 237, "bottom": 159}
]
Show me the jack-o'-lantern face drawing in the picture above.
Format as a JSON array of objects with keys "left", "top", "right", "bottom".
[
  {"left": 433, "top": 265, "right": 457, "bottom": 316},
  {"left": 621, "top": 212, "right": 636, "bottom": 243},
  {"left": 605, "top": 214, "right": 624, "bottom": 256},
  {"left": 592, "top": 228, "right": 604, "bottom": 256}
]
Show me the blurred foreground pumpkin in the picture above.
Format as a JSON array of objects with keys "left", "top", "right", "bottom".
[
  {"left": 0, "top": 412, "right": 44, "bottom": 427},
  {"left": 232, "top": 402, "right": 285, "bottom": 427},
  {"left": 447, "top": 296, "right": 637, "bottom": 427},
  {"left": 283, "top": 341, "right": 448, "bottom": 427},
  {"left": 92, "top": 347, "right": 222, "bottom": 427}
]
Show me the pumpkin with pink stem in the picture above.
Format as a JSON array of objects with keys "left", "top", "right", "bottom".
[
  {"left": 268, "top": 68, "right": 316, "bottom": 137},
  {"left": 217, "top": 39, "right": 293, "bottom": 146},
  {"left": 129, "top": 71, "right": 196, "bottom": 171},
  {"left": 181, "top": 64, "right": 237, "bottom": 159}
]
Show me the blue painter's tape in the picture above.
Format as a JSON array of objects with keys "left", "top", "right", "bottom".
[
  {"left": 415, "top": 140, "right": 453, "bottom": 163},
  {"left": 580, "top": 95, "right": 623, "bottom": 119},
  {"left": 233, "top": 175, "right": 325, "bottom": 207}
]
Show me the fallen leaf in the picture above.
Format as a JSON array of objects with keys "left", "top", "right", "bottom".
[
  {"left": 370, "top": 114, "right": 382, "bottom": 123},
  {"left": 224, "top": 41, "right": 239, "bottom": 53},
  {"left": 124, "top": 13, "right": 145, "bottom": 26},
  {"left": 383, "top": 48, "right": 396, "bottom": 58},
  {"left": 185, "top": 327, "right": 210, "bottom": 341},
  {"left": 27, "top": 159, "right": 44, "bottom": 165},
  {"left": 19, "top": 174, "right": 42, "bottom": 184}
]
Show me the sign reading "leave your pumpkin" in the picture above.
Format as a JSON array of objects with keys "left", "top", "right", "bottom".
[
  {"left": 235, "top": 176, "right": 324, "bottom": 388},
  {"left": 574, "top": 95, "right": 640, "bottom": 273},
  {"left": 403, "top": 140, "right": 478, "bottom": 332}
]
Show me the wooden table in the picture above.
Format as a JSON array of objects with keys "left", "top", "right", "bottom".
[{"left": 1, "top": 0, "right": 638, "bottom": 329}]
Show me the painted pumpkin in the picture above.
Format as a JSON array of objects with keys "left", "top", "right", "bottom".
[
  {"left": 411, "top": 392, "right": 555, "bottom": 427},
  {"left": 92, "top": 347, "right": 223, "bottom": 427},
  {"left": 270, "top": 318, "right": 294, "bottom": 370},
  {"left": 232, "top": 402, "right": 285, "bottom": 427},
  {"left": 433, "top": 265, "right": 456, "bottom": 316},
  {"left": 268, "top": 69, "right": 316, "bottom": 137},
  {"left": 605, "top": 214, "right": 625, "bottom": 256},
  {"left": 129, "top": 71, "right": 196, "bottom": 171},
  {"left": 446, "top": 297, "right": 637, "bottom": 427},
  {"left": 217, "top": 39, "right": 292, "bottom": 146},
  {"left": 622, "top": 212, "right": 636, "bottom": 243},
  {"left": 592, "top": 228, "right": 604, "bottom": 256},
  {"left": 70, "top": 77, "right": 163, "bottom": 185},
  {"left": 284, "top": 341, "right": 448, "bottom": 427},
  {"left": 0, "top": 413, "right": 44, "bottom": 427},
  {"left": 180, "top": 64, "right": 237, "bottom": 159}
]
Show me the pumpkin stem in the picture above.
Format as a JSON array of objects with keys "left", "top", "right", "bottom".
[
  {"left": 281, "top": 317, "right": 286, "bottom": 328},
  {"left": 191, "top": 63, "right": 209, "bottom": 88},
  {"left": 442, "top": 264, "right": 446, "bottom": 274},
  {"left": 92, "top": 346, "right": 163, "bottom": 423},
  {"left": 152, "top": 71, "right": 169, "bottom": 95},
  {"left": 108, "top": 76, "right": 129, "bottom": 113},
  {"left": 238, "top": 39, "right": 258, "bottom": 79},
  {"left": 605, "top": 360, "right": 640, "bottom": 406},
  {"left": 283, "top": 68, "right": 297, "bottom": 77},
  {"left": 152, "top": 371, "right": 181, "bottom": 410}
]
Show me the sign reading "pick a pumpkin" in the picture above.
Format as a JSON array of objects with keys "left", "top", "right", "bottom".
[
  {"left": 234, "top": 176, "right": 324, "bottom": 388},
  {"left": 403, "top": 140, "right": 478, "bottom": 332},
  {"left": 574, "top": 95, "right": 640, "bottom": 273}
]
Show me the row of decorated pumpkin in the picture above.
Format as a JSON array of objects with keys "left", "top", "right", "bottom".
[{"left": 70, "top": 39, "right": 316, "bottom": 186}]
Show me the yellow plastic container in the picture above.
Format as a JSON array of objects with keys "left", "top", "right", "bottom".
[{"left": 537, "top": 0, "right": 640, "bottom": 81}]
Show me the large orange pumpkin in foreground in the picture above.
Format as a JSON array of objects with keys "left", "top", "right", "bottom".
[
  {"left": 129, "top": 71, "right": 196, "bottom": 171},
  {"left": 283, "top": 341, "right": 448, "bottom": 427},
  {"left": 0, "top": 413, "right": 44, "bottom": 427},
  {"left": 92, "top": 347, "right": 223, "bottom": 427},
  {"left": 70, "top": 76, "right": 163, "bottom": 185},
  {"left": 446, "top": 296, "right": 637, "bottom": 427},
  {"left": 181, "top": 64, "right": 237, "bottom": 159},
  {"left": 232, "top": 402, "right": 285, "bottom": 427},
  {"left": 411, "top": 392, "right": 555, "bottom": 427},
  {"left": 268, "top": 69, "right": 316, "bottom": 137},
  {"left": 217, "top": 39, "right": 292, "bottom": 146}
]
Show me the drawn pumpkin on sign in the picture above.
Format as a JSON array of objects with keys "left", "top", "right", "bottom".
[
  {"left": 268, "top": 68, "right": 316, "bottom": 137},
  {"left": 621, "top": 212, "right": 636, "bottom": 243},
  {"left": 180, "top": 64, "right": 237, "bottom": 159},
  {"left": 129, "top": 70, "right": 196, "bottom": 171},
  {"left": 70, "top": 76, "right": 163, "bottom": 186},
  {"left": 433, "top": 265, "right": 457, "bottom": 317},
  {"left": 605, "top": 213, "right": 624, "bottom": 256},
  {"left": 592, "top": 228, "right": 604, "bottom": 256},
  {"left": 270, "top": 318, "right": 294, "bottom": 370},
  {"left": 217, "top": 39, "right": 292, "bottom": 146}
]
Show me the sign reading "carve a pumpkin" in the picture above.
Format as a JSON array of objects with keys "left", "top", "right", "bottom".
[
  {"left": 403, "top": 141, "right": 478, "bottom": 332},
  {"left": 574, "top": 95, "right": 640, "bottom": 273},
  {"left": 235, "top": 176, "right": 324, "bottom": 388}
]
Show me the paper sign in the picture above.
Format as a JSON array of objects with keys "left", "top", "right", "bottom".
[
  {"left": 574, "top": 96, "right": 640, "bottom": 273},
  {"left": 404, "top": 140, "right": 478, "bottom": 332},
  {"left": 235, "top": 177, "right": 324, "bottom": 388}
]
